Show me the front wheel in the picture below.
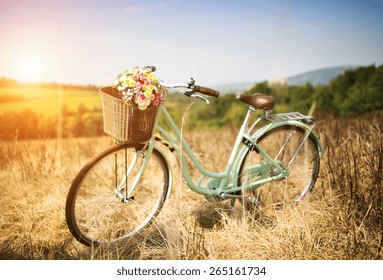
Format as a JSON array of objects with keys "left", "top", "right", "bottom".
[
  {"left": 238, "top": 125, "right": 320, "bottom": 208},
  {"left": 65, "top": 143, "right": 170, "bottom": 247}
]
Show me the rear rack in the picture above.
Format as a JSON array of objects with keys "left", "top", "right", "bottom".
[
  {"left": 259, "top": 111, "right": 317, "bottom": 169},
  {"left": 246, "top": 110, "right": 316, "bottom": 142},
  {"left": 262, "top": 112, "right": 315, "bottom": 124}
]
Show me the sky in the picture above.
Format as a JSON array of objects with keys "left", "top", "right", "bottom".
[{"left": 0, "top": 0, "right": 383, "bottom": 87}]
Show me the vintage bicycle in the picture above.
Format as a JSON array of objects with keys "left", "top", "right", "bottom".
[{"left": 65, "top": 66, "right": 322, "bottom": 247}]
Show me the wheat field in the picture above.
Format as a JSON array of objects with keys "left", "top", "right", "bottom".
[{"left": 0, "top": 114, "right": 382, "bottom": 260}]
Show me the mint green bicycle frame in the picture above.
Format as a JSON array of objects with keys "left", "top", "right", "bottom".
[{"left": 134, "top": 103, "right": 322, "bottom": 200}]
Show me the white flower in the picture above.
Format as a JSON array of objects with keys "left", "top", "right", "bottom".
[
  {"left": 144, "top": 90, "right": 153, "bottom": 99},
  {"left": 135, "top": 95, "right": 151, "bottom": 110}
]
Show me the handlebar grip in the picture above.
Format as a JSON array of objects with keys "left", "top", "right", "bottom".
[{"left": 194, "top": 85, "right": 220, "bottom": 97}]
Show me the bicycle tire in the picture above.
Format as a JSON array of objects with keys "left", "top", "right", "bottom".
[
  {"left": 65, "top": 143, "right": 169, "bottom": 247},
  {"left": 238, "top": 125, "right": 320, "bottom": 207}
]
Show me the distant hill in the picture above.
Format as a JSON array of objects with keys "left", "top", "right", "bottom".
[
  {"left": 286, "top": 65, "right": 358, "bottom": 86},
  {"left": 213, "top": 65, "right": 359, "bottom": 94}
]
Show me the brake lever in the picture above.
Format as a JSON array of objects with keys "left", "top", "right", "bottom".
[{"left": 190, "top": 93, "right": 209, "bottom": 104}]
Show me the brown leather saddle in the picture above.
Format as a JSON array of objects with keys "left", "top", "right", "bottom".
[{"left": 236, "top": 93, "right": 275, "bottom": 110}]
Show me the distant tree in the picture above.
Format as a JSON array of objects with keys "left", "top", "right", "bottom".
[
  {"left": 246, "top": 81, "right": 271, "bottom": 95},
  {"left": 312, "top": 85, "right": 336, "bottom": 113},
  {"left": 72, "top": 104, "right": 87, "bottom": 137},
  {"left": 269, "top": 82, "right": 289, "bottom": 103},
  {"left": 367, "top": 65, "right": 383, "bottom": 112},
  {"left": 314, "top": 64, "right": 383, "bottom": 115},
  {"left": 0, "top": 77, "right": 19, "bottom": 87},
  {"left": 287, "top": 83, "right": 315, "bottom": 113}
]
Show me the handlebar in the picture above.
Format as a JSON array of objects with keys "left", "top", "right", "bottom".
[
  {"left": 160, "top": 82, "right": 220, "bottom": 100},
  {"left": 194, "top": 85, "right": 220, "bottom": 98},
  {"left": 159, "top": 80, "right": 220, "bottom": 98}
]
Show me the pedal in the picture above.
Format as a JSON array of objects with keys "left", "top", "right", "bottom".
[
  {"left": 220, "top": 193, "right": 243, "bottom": 199},
  {"left": 220, "top": 193, "right": 258, "bottom": 204}
]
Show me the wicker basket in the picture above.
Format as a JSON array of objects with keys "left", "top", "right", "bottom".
[{"left": 99, "top": 87, "right": 159, "bottom": 143}]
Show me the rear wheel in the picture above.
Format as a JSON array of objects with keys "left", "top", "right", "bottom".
[
  {"left": 238, "top": 125, "right": 320, "bottom": 208},
  {"left": 65, "top": 143, "right": 169, "bottom": 247}
]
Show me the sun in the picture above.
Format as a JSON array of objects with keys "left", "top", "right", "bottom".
[{"left": 17, "top": 56, "right": 43, "bottom": 83}]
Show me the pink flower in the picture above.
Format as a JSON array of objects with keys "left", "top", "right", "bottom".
[
  {"left": 137, "top": 72, "right": 145, "bottom": 82},
  {"left": 152, "top": 93, "right": 162, "bottom": 106},
  {"left": 137, "top": 93, "right": 145, "bottom": 100},
  {"left": 135, "top": 82, "right": 142, "bottom": 90}
]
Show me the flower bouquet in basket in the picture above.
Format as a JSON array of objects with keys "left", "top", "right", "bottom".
[
  {"left": 100, "top": 66, "right": 164, "bottom": 143},
  {"left": 113, "top": 66, "right": 163, "bottom": 110}
]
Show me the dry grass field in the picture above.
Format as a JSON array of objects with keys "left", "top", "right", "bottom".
[{"left": 0, "top": 114, "right": 382, "bottom": 260}]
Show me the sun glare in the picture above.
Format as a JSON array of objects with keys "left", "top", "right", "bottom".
[{"left": 17, "top": 56, "right": 43, "bottom": 83}]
